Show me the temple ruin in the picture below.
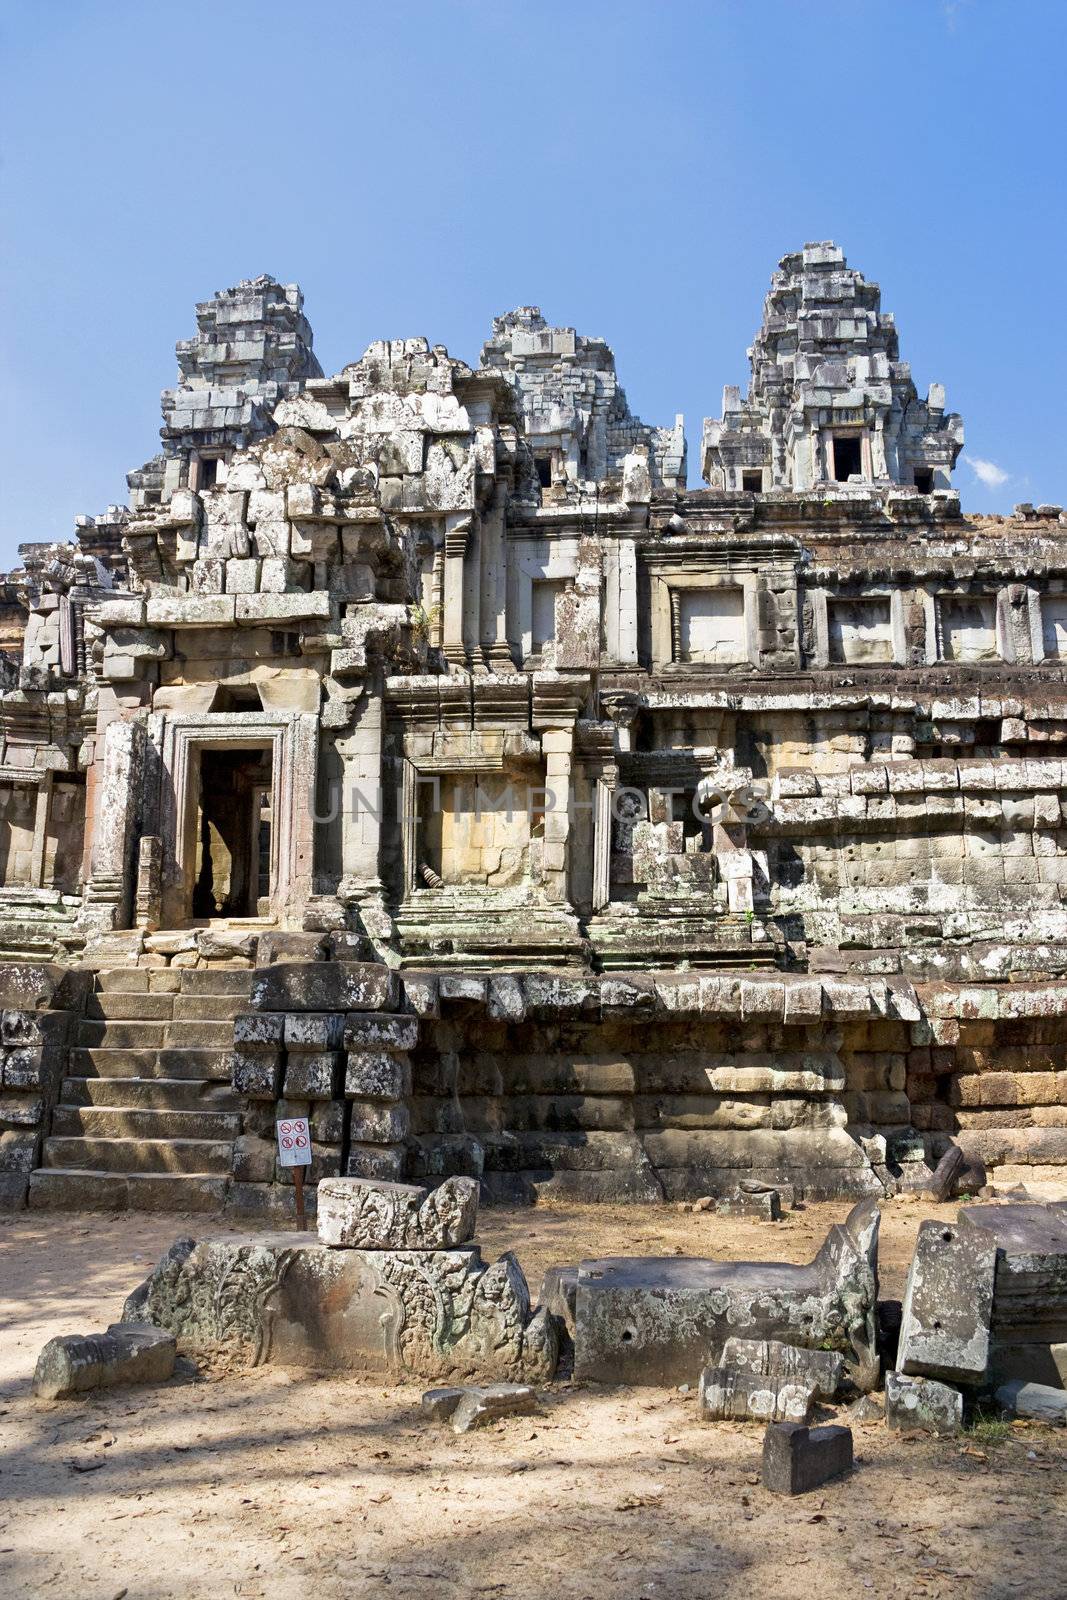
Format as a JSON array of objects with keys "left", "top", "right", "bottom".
[{"left": 2, "top": 241, "right": 1066, "bottom": 1215}]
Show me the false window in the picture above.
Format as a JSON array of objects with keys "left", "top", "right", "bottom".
[{"left": 832, "top": 435, "right": 863, "bottom": 481}]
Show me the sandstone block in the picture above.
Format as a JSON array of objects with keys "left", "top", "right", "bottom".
[
  {"left": 719, "top": 1336, "right": 844, "bottom": 1400},
  {"left": 898, "top": 1217, "right": 996, "bottom": 1385},
  {"left": 698, "top": 1364, "right": 813, "bottom": 1423},
  {"left": 761, "top": 1422, "right": 853, "bottom": 1495},
  {"left": 884, "top": 1371, "right": 963, "bottom": 1434},
  {"left": 344, "top": 1049, "right": 412, "bottom": 1100},
  {"left": 250, "top": 963, "right": 398, "bottom": 1014},
  {"left": 995, "top": 1379, "right": 1067, "bottom": 1422},
  {"left": 33, "top": 1323, "right": 175, "bottom": 1399},
  {"left": 316, "top": 1175, "right": 478, "bottom": 1250},
  {"left": 349, "top": 1100, "right": 410, "bottom": 1144},
  {"left": 124, "top": 1236, "right": 557, "bottom": 1383}
]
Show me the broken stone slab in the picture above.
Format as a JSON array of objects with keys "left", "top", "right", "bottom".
[
  {"left": 847, "top": 1393, "right": 884, "bottom": 1424},
  {"left": 761, "top": 1422, "right": 853, "bottom": 1495},
  {"left": 884, "top": 1371, "right": 963, "bottom": 1435},
  {"left": 719, "top": 1336, "right": 844, "bottom": 1401},
  {"left": 422, "top": 1382, "right": 539, "bottom": 1432},
  {"left": 698, "top": 1364, "right": 813, "bottom": 1424},
  {"left": 122, "top": 1234, "right": 557, "bottom": 1384},
  {"left": 995, "top": 1379, "right": 1067, "bottom": 1423},
  {"left": 316, "top": 1176, "right": 478, "bottom": 1250},
  {"left": 572, "top": 1197, "right": 880, "bottom": 1389},
  {"left": 898, "top": 1217, "right": 997, "bottom": 1385},
  {"left": 33, "top": 1323, "right": 176, "bottom": 1399},
  {"left": 540, "top": 1265, "right": 578, "bottom": 1337}
]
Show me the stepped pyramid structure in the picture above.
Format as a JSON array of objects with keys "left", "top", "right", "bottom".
[{"left": 1, "top": 245, "right": 1066, "bottom": 1216}]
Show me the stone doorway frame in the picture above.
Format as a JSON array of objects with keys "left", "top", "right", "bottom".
[{"left": 156, "top": 710, "right": 318, "bottom": 928}]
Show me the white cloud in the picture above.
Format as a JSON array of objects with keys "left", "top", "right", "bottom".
[{"left": 964, "top": 454, "right": 1010, "bottom": 490}]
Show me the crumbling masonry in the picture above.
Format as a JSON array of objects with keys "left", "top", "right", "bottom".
[{"left": 2, "top": 243, "right": 1066, "bottom": 1215}]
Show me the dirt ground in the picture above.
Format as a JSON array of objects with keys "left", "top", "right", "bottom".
[{"left": 1, "top": 1196, "right": 1065, "bottom": 1600}]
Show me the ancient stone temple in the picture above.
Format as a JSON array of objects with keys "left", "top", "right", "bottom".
[{"left": 2, "top": 242, "right": 1066, "bottom": 1215}]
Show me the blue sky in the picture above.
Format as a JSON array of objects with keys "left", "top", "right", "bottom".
[{"left": 1, "top": 0, "right": 1064, "bottom": 565}]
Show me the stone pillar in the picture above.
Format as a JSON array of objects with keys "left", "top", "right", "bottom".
[
  {"left": 442, "top": 514, "right": 471, "bottom": 669},
  {"left": 82, "top": 718, "right": 143, "bottom": 931},
  {"left": 480, "top": 485, "right": 512, "bottom": 670},
  {"left": 592, "top": 776, "right": 614, "bottom": 911},
  {"left": 336, "top": 684, "right": 385, "bottom": 897},
  {"left": 29, "top": 772, "right": 53, "bottom": 889},
  {"left": 541, "top": 728, "right": 573, "bottom": 905}
]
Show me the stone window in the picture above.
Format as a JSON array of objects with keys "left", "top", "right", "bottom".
[
  {"left": 198, "top": 456, "right": 219, "bottom": 490},
  {"left": 675, "top": 588, "right": 746, "bottom": 664},
  {"left": 828, "top": 597, "right": 893, "bottom": 664},
  {"left": 832, "top": 434, "right": 863, "bottom": 481},
  {"left": 742, "top": 469, "right": 763, "bottom": 493},
  {"left": 914, "top": 468, "right": 934, "bottom": 494},
  {"left": 534, "top": 455, "right": 552, "bottom": 489},
  {"left": 938, "top": 595, "right": 999, "bottom": 662},
  {"left": 531, "top": 579, "right": 561, "bottom": 654},
  {"left": 1041, "top": 596, "right": 1067, "bottom": 659}
]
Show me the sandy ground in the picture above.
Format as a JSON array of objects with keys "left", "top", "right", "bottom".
[{"left": 1, "top": 1197, "right": 1066, "bottom": 1600}]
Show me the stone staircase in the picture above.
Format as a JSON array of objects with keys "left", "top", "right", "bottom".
[{"left": 29, "top": 967, "right": 253, "bottom": 1212}]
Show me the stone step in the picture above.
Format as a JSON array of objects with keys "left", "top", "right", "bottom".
[
  {"left": 179, "top": 970, "right": 255, "bottom": 995},
  {"left": 28, "top": 1169, "right": 229, "bottom": 1213},
  {"left": 77, "top": 1020, "right": 168, "bottom": 1049},
  {"left": 164, "top": 1020, "right": 235, "bottom": 1048},
  {"left": 61, "top": 1076, "right": 240, "bottom": 1112},
  {"left": 51, "top": 1104, "right": 241, "bottom": 1141},
  {"left": 85, "top": 992, "right": 176, "bottom": 1021},
  {"left": 95, "top": 968, "right": 150, "bottom": 993},
  {"left": 71, "top": 1047, "right": 234, "bottom": 1082},
  {"left": 171, "top": 995, "right": 246, "bottom": 1022},
  {"left": 43, "top": 1135, "right": 234, "bottom": 1176}
]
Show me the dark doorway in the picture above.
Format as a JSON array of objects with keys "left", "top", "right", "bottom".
[
  {"left": 914, "top": 468, "right": 934, "bottom": 493},
  {"left": 832, "top": 435, "right": 863, "bottom": 481},
  {"left": 193, "top": 746, "right": 273, "bottom": 918}
]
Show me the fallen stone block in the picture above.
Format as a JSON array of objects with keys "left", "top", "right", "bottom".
[
  {"left": 960, "top": 1202, "right": 1067, "bottom": 1347},
  {"left": 316, "top": 1175, "right": 478, "bottom": 1250},
  {"left": 924, "top": 1144, "right": 966, "bottom": 1202},
  {"left": 421, "top": 1385, "right": 466, "bottom": 1421},
  {"left": 884, "top": 1370, "right": 963, "bottom": 1434},
  {"left": 33, "top": 1323, "right": 176, "bottom": 1399},
  {"left": 898, "top": 1218, "right": 996, "bottom": 1385},
  {"left": 572, "top": 1197, "right": 880, "bottom": 1388},
  {"left": 720, "top": 1336, "right": 844, "bottom": 1400},
  {"left": 847, "top": 1393, "right": 884, "bottom": 1424},
  {"left": 761, "top": 1422, "right": 853, "bottom": 1495},
  {"left": 995, "top": 1379, "right": 1067, "bottom": 1423},
  {"left": 450, "top": 1384, "right": 539, "bottom": 1433},
  {"left": 540, "top": 1265, "right": 578, "bottom": 1336},
  {"left": 716, "top": 1183, "right": 782, "bottom": 1221},
  {"left": 123, "top": 1235, "right": 557, "bottom": 1383},
  {"left": 698, "top": 1364, "right": 813, "bottom": 1424}
]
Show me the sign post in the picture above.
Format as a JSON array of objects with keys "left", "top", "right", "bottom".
[{"left": 275, "top": 1116, "right": 312, "bottom": 1230}]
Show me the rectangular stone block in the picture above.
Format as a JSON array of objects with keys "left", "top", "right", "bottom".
[
  {"left": 349, "top": 1100, "right": 410, "bottom": 1143},
  {"left": 232, "top": 1051, "right": 281, "bottom": 1099},
  {"left": 284, "top": 1013, "right": 345, "bottom": 1050},
  {"left": 898, "top": 1217, "right": 996, "bottom": 1385},
  {"left": 698, "top": 1365, "right": 813, "bottom": 1423},
  {"left": 250, "top": 963, "right": 398, "bottom": 1014},
  {"left": 345, "top": 1050, "right": 412, "bottom": 1101},
  {"left": 233, "top": 1013, "right": 285, "bottom": 1048},
  {"left": 284, "top": 1051, "right": 341, "bottom": 1099},
  {"left": 344, "top": 1013, "right": 419, "bottom": 1051},
  {"left": 719, "top": 1337, "right": 843, "bottom": 1401},
  {"left": 761, "top": 1422, "right": 853, "bottom": 1495},
  {"left": 885, "top": 1370, "right": 963, "bottom": 1434},
  {"left": 346, "top": 1142, "right": 407, "bottom": 1181}
]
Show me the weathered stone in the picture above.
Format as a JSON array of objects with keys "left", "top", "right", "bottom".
[
  {"left": 33, "top": 1322, "right": 176, "bottom": 1399},
  {"left": 346, "top": 1142, "right": 407, "bottom": 1182},
  {"left": 995, "top": 1379, "right": 1067, "bottom": 1422},
  {"left": 716, "top": 1184, "right": 782, "bottom": 1221},
  {"left": 449, "top": 1384, "right": 539, "bottom": 1433},
  {"left": 719, "top": 1336, "right": 844, "bottom": 1400},
  {"left": 884, "top": 1371, "right": 963, "bottom": 1434},
  {"left": 316, "top": 1176, "right": 478, "bottom": 1250},
  {"left": 572, "top": 1198, "right": 880, "bottom": 1387},
  {"left": 250, "top": 963, "right": 398, "bottom": 1014},
  {"left": 698, "top": 1364, "right": 814, "bottom": 1424},
  {"left": 123, "top": 1234, "right": 557, "bottom": 1383},
  {"left": 898, "top": 1217, "right": 997, "bottom": 1385},
  {"left": 761, "top": 1422, "right": 853, "bottom": 1495}
]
